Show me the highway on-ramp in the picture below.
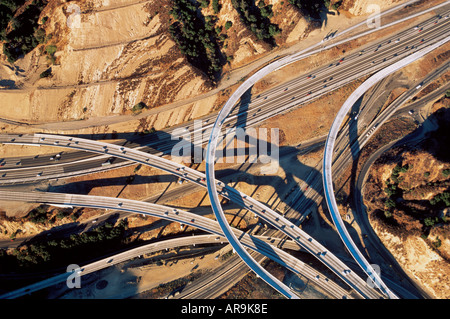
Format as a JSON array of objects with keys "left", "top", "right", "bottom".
[
  {"left": 0, "top": 190, "right": 352, "bottom": 300},
  {"left": 322, "top": 35, "right": 450, "bottom": 299}
]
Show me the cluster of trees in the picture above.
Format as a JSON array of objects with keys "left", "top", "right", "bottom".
[
  {"left": 39, "top": 67, "right": 52, "bottom": 78},
  {"left": 199, "top": 0, "right": 220, "bottom": 13},
  {"left": 1, "top": 0, "right": 47, "bottom": 63},
  {"left": 383, "top": 164, "right": 410, "bottom": 217},
  {"left": 131, "top": 101, "right": 148, "bottom": 114},
  {"left": 287, "top": 0, "right": 330, "bottom": 19},
  {"left": 382, "top": 162, "right": 449, "bottom": 235},
  {"left": 27, "top": 206, "right": 49, "bottom": 224},
  {"left": 231, "top": 0, "right": 280, "bottom": 46},
  {"left": 429, "top": 192, "right": 450, "bottom": 207},
  {"left": 423, "top": 216, "right": 440, "bottom": 227},
  {"left": 0, "top": 220, "right": 129, "bottom": 273},
  {"left": 168, "top": 0, "right": 224, "bottom": 82},
  {"left": 0, "top": 0, "right": 26, "bottom": 40}
]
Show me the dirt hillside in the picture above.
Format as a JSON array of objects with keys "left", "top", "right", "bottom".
[
  {"left": 0, "top": 0, "right": 414, "bottom": 126},
  {"left": 363, "top": 102, "right": 450, "bottom": 299}
]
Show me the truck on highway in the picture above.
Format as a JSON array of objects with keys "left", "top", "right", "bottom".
[{"left": 102, "top": 158, "right": 114, "bottom": 166}]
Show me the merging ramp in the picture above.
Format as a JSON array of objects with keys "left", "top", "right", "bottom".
[
  {"left": 322, "top": 35, "right": 450, "bottom": 300},
  {"left": 0, "top": 133, "right": 383, "bottom": 299},
  {"left": 0, "top": 190, "right": 351, "bottom": 300}
]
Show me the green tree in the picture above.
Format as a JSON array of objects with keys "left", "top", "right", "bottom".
[
  {"left": 212, "top": 0, "right": 220, "bottom": 13},
  {"left": 39, "top": 68, "right": 52, "bottom": 78},
  {"left": 224, "top": 21, "right": 233, "bottom": 30},
  {"left": 385, "top": 198, "right": 396, "bottom": 209},
  {"left": 424, "top": 217, "right": 438, "bottom": 227}
]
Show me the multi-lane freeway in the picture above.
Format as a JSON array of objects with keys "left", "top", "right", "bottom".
[
  {"left": 204, "top": 4, "right": 450, "bottom": 298},
  {"left": 0, "top": 0, "right": 449, "bottom": 300},
  {"left": 323, "top": 35, "right": 449, "bottom": 299},
  {"left": 0, "top": 3, "right": 448, "bottom": 185},
  {"left": 0, "top": 190, "right": 355, "bottom": 299},
  {"left": 0, "top": 133, "right": 385, "bottom": 299}
]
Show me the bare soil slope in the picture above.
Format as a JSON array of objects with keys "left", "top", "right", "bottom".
[{"left": 363, "top": 103, "right": 450, "bottom": 299}]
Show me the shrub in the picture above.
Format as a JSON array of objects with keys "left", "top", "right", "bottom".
[
  {"left": 224, "top": 21, "right": 233, "bottom": 30},
  {"left": 424, "top": 216, "right": 439, "bottom": 227},
  {"left": 433, "top": 237, "right": 442, "bottom": 248},
  {"left": 39, "top": 68, "right": 52, "bottom": 78},
  {"left": 45, "top": 44, "right": 57, "bottom": 56},
  {"left": 199, "top": 0, "right": 210, "bottom": 8},
  {"left": 34, "top": 28, "right": 46, "bottom": 44},
  {"left": 132, "top": 102, "right": 147, "bottom": 114},
  {"left": 212, "top": 0, "right": 220, "bottom": 13},
  {"left": 429, "top": 192, "right": 450, "bottom": 207},
  {"left": 385, "top": 198, "right": 396, "bottom": 209},
  {"left": 27, "top": 206, "right": 48, "bottom": 224}
]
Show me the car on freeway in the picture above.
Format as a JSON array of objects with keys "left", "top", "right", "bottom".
[{"left": 102, "top": 158, "right": 114, "bottom": 166}]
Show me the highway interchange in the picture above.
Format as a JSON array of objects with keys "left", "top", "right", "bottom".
[{"left": 0, "top": 0, "right": 449, "bottom": 300}]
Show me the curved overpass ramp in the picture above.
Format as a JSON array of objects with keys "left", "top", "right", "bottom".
[
  {"left": 322, "top": 35, "right": 450, "bottom": 299},
  {"left": 0, "top": 133, "right": 385, "bottom": 299},
  {"left": 0, "top": 190, "right": 352, "bottom": 300}
]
